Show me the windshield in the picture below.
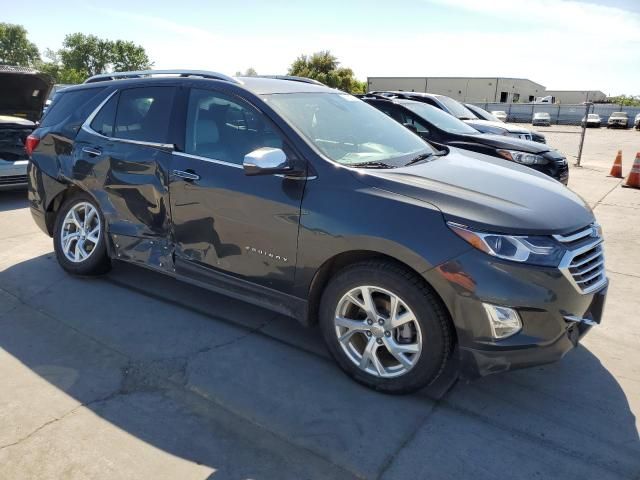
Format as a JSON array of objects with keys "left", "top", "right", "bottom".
[
  {"left": 612, "top": 112, "right": 627, "bottom": 117},
  {"left": 263, "top": 93, "right": 433, "bottom": 165},
  {"left": 435, "top": 96, "right": 476, "bottom": 120},
  {"left": 588, "top": 114, "right": 599, "bottom": 119},
  {"left": 402, "top": 102, "right": 480, "bottom": 135},
  {"left": 534, "top": 112, "right": 550, "bottom": 118}
]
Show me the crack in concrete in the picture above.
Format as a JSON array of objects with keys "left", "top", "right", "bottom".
[{"left": 592, "top": 178, "right": 624, "bottom": 209}]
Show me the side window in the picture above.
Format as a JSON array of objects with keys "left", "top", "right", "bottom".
[
  {"left": 398, "top": 111, "right": 430, "bottom": 136},
  {"left": 90, "top": 94, "right": 118, "bottom": 137},
  {"left": 373, "top": 102, "right": 402, "bottom": 122},
  {"left": 114, "top": 87, "right": 176, "bottom": 143},
  {"left": 185, "top": 88, "right": 284, "bottom": 165},
  {"left": 40, "top": 87, "right": 106, "bottom": 129}
]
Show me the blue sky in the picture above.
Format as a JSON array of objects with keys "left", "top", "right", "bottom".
[{"left": 4, "top": 0, "right": 640, "bottom": 95}]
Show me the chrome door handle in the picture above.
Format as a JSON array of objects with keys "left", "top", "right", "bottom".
[
  {"left": 173, "top": 169, "right": 200, "bottom": 181},
  {"left": 82, "top": 146, "right": 102, "bottom": 157}
]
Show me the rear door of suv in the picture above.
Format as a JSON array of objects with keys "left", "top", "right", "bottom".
[
  {"left": 72, "top": 84, "right": 177, "bottom": 246},
  {"left": 168, "top": 86, "right": 306, "bottom": 293}
]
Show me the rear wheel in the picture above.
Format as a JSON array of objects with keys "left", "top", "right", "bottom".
[
  {"left": 53, "top": 192, "right": 111, "bottom": 275},
  {"left": 319, "top": 260, "right": 453, "bottom": 394}
]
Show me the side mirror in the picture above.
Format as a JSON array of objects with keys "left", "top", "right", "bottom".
[{"left": 243, "top": 147, "right": 292, "bottom": 176}]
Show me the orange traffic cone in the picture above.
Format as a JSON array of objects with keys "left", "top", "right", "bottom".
[
  {"left": 609, "top": 150, "right": 623, "bottom": 178},
  {"left": 623, "top": 153, "right": 640, "bottom": 189}
]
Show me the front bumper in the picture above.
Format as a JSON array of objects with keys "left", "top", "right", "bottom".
[
  {"left": 425, "top": 248, "right": 607, "bottom": 380},
  {"left": 0, "top": 159, "right": 28, "bottom": 190}
]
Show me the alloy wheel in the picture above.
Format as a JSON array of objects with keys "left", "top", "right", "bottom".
[
  {"left": 334, "top": 285, "right": 422, "bottom": 378},
  {"left": 60, "top": 202, "right": 101, "bottom": 263}
]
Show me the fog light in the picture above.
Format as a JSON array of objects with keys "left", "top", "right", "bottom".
[{"left": 482, "top": 304, "right": 522, "bottom": 339}]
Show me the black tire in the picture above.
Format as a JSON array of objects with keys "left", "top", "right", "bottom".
[
  {"left": 319, "top": 260, "right": 454, "bottom": 394},
  {"left": 53, "top": 192, "right": 111, "bottom": 276}
]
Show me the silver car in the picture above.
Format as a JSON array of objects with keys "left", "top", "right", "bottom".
[
  {"left": 532, "top": 112, "right": 551, "bottom": 126},
  {"left": 0, "top": 66, "right": 52, "bottom": 189},
  {"left": 607, "top": 112, "right": 629, "bottom": 129}
]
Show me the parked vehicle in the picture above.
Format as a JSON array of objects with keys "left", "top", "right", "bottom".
[
  {"left": 363, "top": 96, "right": 568, "bottom": 184},
  {"left": 532, "top": 112, "right": 551, "bottom": 126},
  {"left": 465, "top": 103, "right": 547, "bottom": 143},
  {"left": 491, "top": 110, "right": 507, "bottom": 122},
  {"left": 635, "top": 113, "right": 640, "bottom": 130},
  {"left": 28, "top": 70, "right": 607, "bottom": 393},
  {"left": 582, "top": 113, "right": 602, "bottom": 128},
  {"left": 607, "top": 112, "right": 629, "bottom": 129},
  {"left": 0, "top": 65, "right": 52, "bottom": 190},
  {"left": 371, "top": 91, "right": 509, "bottom": 136}
]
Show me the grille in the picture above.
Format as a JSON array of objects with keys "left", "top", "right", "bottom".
[
  {"left": 554, "top": 224, "right": 607, "bottom": 294},
  {"left": 0, "top": 175, "right": 28, "bottom": 185}
]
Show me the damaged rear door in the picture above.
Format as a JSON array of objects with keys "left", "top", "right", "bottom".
[{"left": 71, "top": 85, "right": 178, "bottom": 268}]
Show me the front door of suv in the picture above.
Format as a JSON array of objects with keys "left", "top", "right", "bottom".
[{"left": 169, "top": 87, "right": 305, "bottom": 293}]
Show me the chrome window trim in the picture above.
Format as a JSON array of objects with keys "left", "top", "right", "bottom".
[
  {"left": 80, "top": 89, "right": 174, "bottom": 150},
  {"left": 172, "top": 151, "right": 243, "bottom": 169}
]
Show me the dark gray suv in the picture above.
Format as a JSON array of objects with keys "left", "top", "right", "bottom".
[{"left": 27, "top": 70, "right": 607, "bottom": 393}]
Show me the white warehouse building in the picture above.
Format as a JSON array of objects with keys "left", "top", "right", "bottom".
[{"left": 366, "top": 77, "right": 607, "bottom": 104}]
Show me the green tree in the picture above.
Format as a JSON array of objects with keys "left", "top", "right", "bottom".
[
  {"left": 607, "top": 95, "right": 640, "bottom": 107},
  {"left": 287, "top": 51, "right": 365, "bottom": 94},
  {"left": 235, "top": 67, "right": 258, "bottom": 76},
  {"left": 44, "top": 33, "right": 152, "bottom": 83},
  {"left": 0, "top": 23, "right": 40, "bottom": 66},
  {"left": 111, "top": 40, "right": 152, "bottom": 72}
]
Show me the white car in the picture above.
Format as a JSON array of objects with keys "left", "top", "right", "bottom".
[
  {"left": 582, "top": 113, "right": 602, "bottom": 128},
  {"left": 607, "top": 112, "right": 629, "bottom": 129},
  {"left": 0, "top": 66, "right": 52, "bottom": 190},
  {"left": 532, "top": 112, "right": 551, "bottom": 126},
  {"left": 491, "top": 110, "right": 507, "bottom": 122},
  {"left": 634, "top": 113, "right": 640, "bottom": 130}
]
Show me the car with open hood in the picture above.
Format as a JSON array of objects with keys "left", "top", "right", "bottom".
[
  {"left": 0, "top": 65, "right": 52, "bottom": 189},
  {"left": 27, "top": 70, "right": 606, "bottom": 394},
  {"left": 362, "top": 95, "right": 568, "bottom": 184}
]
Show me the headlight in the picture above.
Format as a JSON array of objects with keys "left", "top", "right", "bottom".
[
  {"left": 447, "top": 222, "right": 565, "bottom": 267},
  {"left": 497, "top": 150, "right": 547, "bottom": 165}
]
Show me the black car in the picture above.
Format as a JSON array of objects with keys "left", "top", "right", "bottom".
[
  {"left": 27, "top": 70, "right": 606, "bottom": 393},
  {"left": 464, "top": 103, "right": 547, "bottom": 144},
  {"left": 0, "top": 66, "right": 52, "bottom": 189},
  {"left": 363, "top": 96, "right": 568, "bottom": 184}
]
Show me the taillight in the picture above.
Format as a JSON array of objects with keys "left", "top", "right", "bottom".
[{"left": 25, "top": 134, "right": 40, "bottom": 157}]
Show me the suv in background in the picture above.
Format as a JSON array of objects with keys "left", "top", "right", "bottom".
[
  {"left": 362, "top": 95, "right": 568, "bottom": 184},
  {"left": 635, "top": 113, "right": 640, "bottom": 130},
  {"left": 0, "top": 66, "right": 53, "bottom": 190},
  {"left": 607, "top": 112, "right": 629, "bottom": 129},
  {"left": 28, "top": 70, "right": 607, "bottom": 393},
  {"left": 465, "top": 103, "right": 547, "bottom": 144},
  {"left": 532, "top": 112, "right": 551, "bottom": 126}
]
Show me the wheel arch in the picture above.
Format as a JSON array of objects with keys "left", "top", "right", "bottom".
[
  {"left": 305, "top": 250, "right": 455, "bottom": 339},
  {"left": 43, "top": 184, "right": 99, "bottom": 237}
]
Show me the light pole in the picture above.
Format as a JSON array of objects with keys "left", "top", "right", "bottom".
[{"left": 575, "top": 102, "right": 593, "bottom": 167}]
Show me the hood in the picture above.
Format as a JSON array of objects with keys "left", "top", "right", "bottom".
[
  {"left": 0, "top": 67, "right": 53, "bottom": 122},
  {"left": 451, "top": 133, "right": 551, "bottom": 154},
  {"left": 463, "top": 119, "right": 507, "bottom": 135},
  {"left": 352, "top": 147, "right": 593, "bottom": 235},
  {"left": 0, "top": 115, "right": 35, "bottom": 128},
  {"left": 466, "top": 119, "right": 529, "bottom": 135}
]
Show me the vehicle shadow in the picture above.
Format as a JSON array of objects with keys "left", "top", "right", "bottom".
[
  {"left": 0, "top": 190, "right": 28, "bottom": 212},
  {"left": 0, "top": 254, "right": 638, "bottom": 479}
]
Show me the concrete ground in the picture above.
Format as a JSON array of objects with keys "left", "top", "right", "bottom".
[{"left": 0, "top": 126, "right": 639, "bottom": 479}]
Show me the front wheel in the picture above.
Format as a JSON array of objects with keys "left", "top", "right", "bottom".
[
  {"left": 53, "top": 192, "right": 111, "bottom": 275},
  {"left": 319, "top": 260, "right": 454, "bottom": 394}
]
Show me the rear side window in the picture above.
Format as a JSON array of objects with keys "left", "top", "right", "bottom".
[
  {"left": 40, "top": 88, "right": 105, "bottom": 129},
  {"left": 113, "top": 87, "right": 176, "bottom": 143},
  {"left": 90, "top": 94, "right": 117, "bottom": 137}
]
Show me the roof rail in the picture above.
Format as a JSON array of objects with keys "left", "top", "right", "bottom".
[
  {"left": 84, "top": 69, "right": 240, "bottom": 84},
  {"left": 356, "top": 93, "right": 394, "bottom": 101},
  {"left": 253, "top": 75, "right": 326, "bottom": 86}
]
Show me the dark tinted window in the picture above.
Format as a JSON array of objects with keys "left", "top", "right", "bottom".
[
  {"left": 90, "top": 94, "right": 118, "bottom": 137},
  {"left": 114, "top": 87, "right": 176, "bottom": 143},
  {"left": 185, "top": 88, "right": 283, "bottom": 165},
  {"left": 40, "top": 88, "right": 105, "bottom": 128}
]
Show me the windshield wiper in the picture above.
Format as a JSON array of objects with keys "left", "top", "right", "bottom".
[
  {"left": 347, "top": 161, "right": 395, "bottom": 169},
  {"left": 404, "top": 150, "right": 447, "bottom": 166}
]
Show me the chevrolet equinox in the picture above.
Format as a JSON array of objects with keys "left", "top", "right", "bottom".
[{"left": 27, "top": 70, "right": 608, "bottom": 393}]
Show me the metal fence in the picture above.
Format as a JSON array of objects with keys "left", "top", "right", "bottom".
[{"left": 471, "top": 102, "right": 640, "bottom": 126}]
